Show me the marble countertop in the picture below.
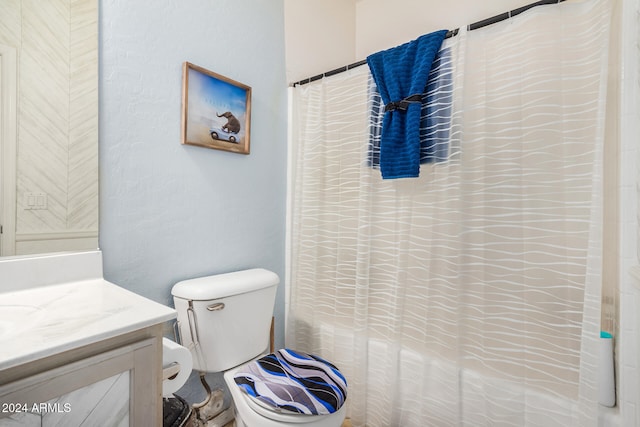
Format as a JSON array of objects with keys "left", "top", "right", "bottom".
[{"left": 0, "top": 278, "right": 176, "bottom": 371}]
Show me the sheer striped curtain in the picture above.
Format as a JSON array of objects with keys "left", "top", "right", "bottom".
[{"left": 287, "top": 1, "right": 611, "bottom": 426}]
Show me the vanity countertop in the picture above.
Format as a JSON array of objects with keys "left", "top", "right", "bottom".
[{"left": 0, "top": 278, "right": 176, "bottom": 372}]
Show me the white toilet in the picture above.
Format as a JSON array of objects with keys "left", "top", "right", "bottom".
[{"left": 171, "top": 268, "right": 347, "bottom": 427}]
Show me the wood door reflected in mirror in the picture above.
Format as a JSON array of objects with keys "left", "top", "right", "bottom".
[{"left": 0, "top": 0, "right": 99, "bottom": 257}]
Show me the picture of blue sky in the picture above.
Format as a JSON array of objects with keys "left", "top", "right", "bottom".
[{"left": 186, "top": 67, "right": 248, "bottom": 145}]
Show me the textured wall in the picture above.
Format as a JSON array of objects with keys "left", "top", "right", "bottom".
[{"left": 99, "top": 0, "right": 287, "bottom": 401}]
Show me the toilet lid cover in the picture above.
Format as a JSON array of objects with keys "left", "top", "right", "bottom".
[{"left": 233, "top": 348, "right": 347, "bottom": 416}]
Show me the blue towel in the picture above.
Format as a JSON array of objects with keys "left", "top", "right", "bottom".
[
  {"left": 368, "top": 46, "right": 453, "bottom": 169},
  {"left": 367, "top": 30, "right": 448, "bottom": 179}
]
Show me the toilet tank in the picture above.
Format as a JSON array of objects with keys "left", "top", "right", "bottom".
[{"left": 172, "top": 268, "right": 279, "bottom": 373}]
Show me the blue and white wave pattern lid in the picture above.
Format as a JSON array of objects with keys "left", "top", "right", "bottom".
[{"left": 233, "top": 348, "right": 347, "bottom": 415}]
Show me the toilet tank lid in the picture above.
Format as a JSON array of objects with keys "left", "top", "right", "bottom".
[{"left": 171, "top": 268, "right": 279, "bottom": 301}]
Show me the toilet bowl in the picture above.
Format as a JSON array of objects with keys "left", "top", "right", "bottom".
[{"left": 171, "top": 268, "right": 347, "bottom": 427}]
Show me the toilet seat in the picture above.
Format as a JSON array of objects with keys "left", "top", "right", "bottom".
[{"left": 233, "top": 349, "right": 348, "bottom": 416}]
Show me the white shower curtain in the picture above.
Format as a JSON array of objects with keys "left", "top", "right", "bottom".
[{"left": 287, "top": 1, "right": 611, "bottom": 426}]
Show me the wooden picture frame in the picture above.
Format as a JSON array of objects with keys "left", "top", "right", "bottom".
[{"left": 181, "top": 62, "right": 251, "bottom": 154}]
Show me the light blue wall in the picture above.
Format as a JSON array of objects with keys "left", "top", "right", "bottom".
[{"left": 98, "top": 0, "right": 287, "bottom": 401}]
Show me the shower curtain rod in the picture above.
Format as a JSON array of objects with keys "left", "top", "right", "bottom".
[{"left": 290, "top": 0, "right": 566, "bottom": 87}]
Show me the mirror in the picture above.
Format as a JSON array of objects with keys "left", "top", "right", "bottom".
[{"left": 0, "top": 0, "right": 99, "bottom": 257}]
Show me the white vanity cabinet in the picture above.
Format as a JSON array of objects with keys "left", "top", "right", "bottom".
[
  {"left": 0, "top": 251, "right": 176, "bottom": 427},
  {"left": 0, "top": 327, "right": 162, "bottom": 426}
]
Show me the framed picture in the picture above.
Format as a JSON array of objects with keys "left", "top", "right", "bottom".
[{"left": 181, "top": 62, "right": 252, "bottom": 154}]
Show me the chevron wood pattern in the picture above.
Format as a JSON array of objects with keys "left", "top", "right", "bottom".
[
  {"left": 0, "top": 0, "right": 21, "bottom": 49},
  {"left": 0, "top": 0, "right": 98, "bottom": 254},
  {"left": 68, "top": 0, "right": 98, "bottom": 230}
]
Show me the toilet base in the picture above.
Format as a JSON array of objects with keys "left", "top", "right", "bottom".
[
  {"left": 190, "top": 374, "right": 235, "bottom": 427},
  {"left": 202, "top": 407, "right": 234, "bottom": 427}
]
